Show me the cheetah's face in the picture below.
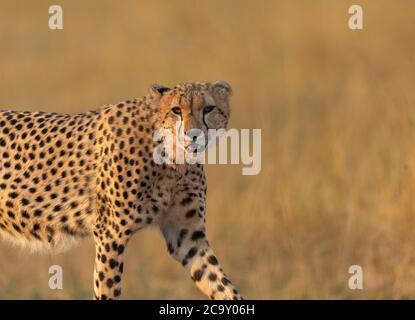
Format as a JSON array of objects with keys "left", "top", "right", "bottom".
[{"left": 151, "top": 81, "right": 232, "bottom": 156}]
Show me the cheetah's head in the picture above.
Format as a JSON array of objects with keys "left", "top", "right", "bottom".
[{"left": 150, "top": 81, "right": 232, "bottom": 160}]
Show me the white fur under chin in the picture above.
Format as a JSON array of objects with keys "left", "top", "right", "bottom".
[{"left": 0, "top": 231, "right": 87, "bottom": 254}]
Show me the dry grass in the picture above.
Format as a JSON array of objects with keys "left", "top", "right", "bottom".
[{"left": 1, "top": 0, "right": 415, "bottom": 299}]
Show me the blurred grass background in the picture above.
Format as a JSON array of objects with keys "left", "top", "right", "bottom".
[{"left": 1, "top": 0, "right": 415, "bottom": 299}]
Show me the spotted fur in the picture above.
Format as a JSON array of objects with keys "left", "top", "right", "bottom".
[{"left": 0, "top": 81, "right": 242, "bottom": 300}]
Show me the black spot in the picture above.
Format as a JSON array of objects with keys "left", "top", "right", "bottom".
[
  {"left": 191, "top": 231, "right": 205, "bottom": 241},
  {"left": 109, "top": 259, "right": 118, "bottom": 269},
  {"left": 21, "top": 210, "right": 30, "bottom": 219},
  {"left": 8, "top": 192, "right": 18, "bottom": 199},
  {"left": 209, "top": 273, "right": 217, "bottom": 281},
  {"left": 167, "top": 242, "right": 174, "bottom": 254},
  {"left": 34, "top": 209, "right": 42, "bottom": 217},
  {"left": 117, "top": 244, "right": 125, "bottom": 255},
  {"left": 186, "top": 209, "right": 197, "bottom": 218},
  {"left": 181, "top": 197, "right": 193, "bottom": 206},
  {"left": 106, "top": 278, "right": 114, "bottom": 289},
  {"left": 192, "top": 269, "right": 204, "bottom": 282},
  {"left": 221, "top": 278, "right": 231, "bottom": 286},
  {"left": 208, "top": 255, "right": 218, "bottom": 265},
  {"left": 186, "top": 247, "right": 198, "bottom": 259}
]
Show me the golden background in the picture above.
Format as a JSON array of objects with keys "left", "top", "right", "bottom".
[{"left": 1, "top": 0, "right": 415, "bottom": 299}]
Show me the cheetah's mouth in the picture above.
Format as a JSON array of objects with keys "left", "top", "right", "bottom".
[
  {"left": 186, "top": 142, "right": 207, "bottom": 154},
  {"left": 177, "top": 135, "right": 209, "bottom": 155},
  {"left": 176, "top": 139, "right": 207, "bottom": 154}
]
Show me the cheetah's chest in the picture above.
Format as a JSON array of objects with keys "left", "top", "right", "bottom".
[
  {"left": 134, "top": 177, "right": 175, "bottom": 224},
  {"left": 136, "top": 174, "right": 191, "bottom": 226}
]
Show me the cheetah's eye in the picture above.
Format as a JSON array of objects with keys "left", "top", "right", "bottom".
[
  {"left": 171, "top": 107, "right": 182, "bottom": 116},
  {"left": 203, "top": 105, "right": 216, "bottom": 114}
]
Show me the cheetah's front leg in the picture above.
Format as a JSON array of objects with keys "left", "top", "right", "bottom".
[
  {"left": 92, "top": 220, "right": 128, "bottom": 300},
  {"left": 160, "top": 202, "right": 243, "bottom": 300}
]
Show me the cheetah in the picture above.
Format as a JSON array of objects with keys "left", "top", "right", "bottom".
[{"left": 0, "top": 81, "right": 243, "bottom": 300}]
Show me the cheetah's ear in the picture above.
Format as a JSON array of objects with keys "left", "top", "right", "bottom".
[
  {"left": 149, "top": 84, "right": 171, "bottom": 99},
  {"left": 212, "top": 80, "right": 232, "bottom": 97}
]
